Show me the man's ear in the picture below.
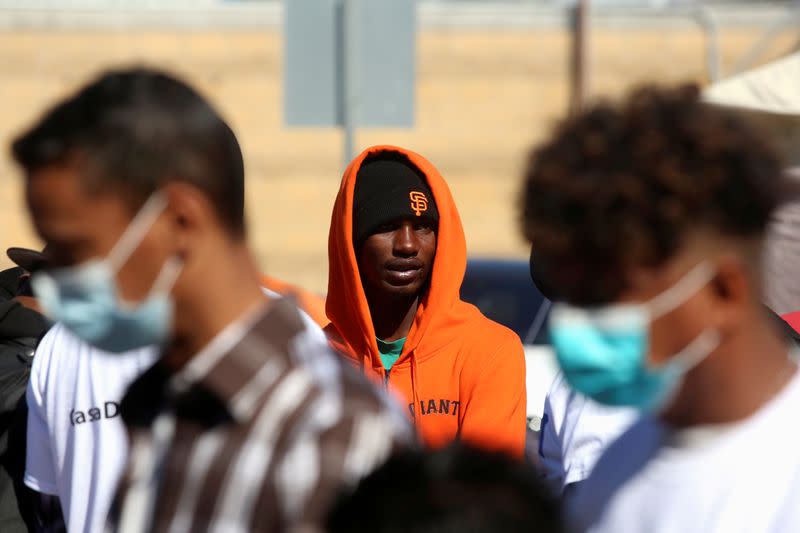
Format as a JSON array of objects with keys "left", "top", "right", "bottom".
[
  {"left": 162, "top": 182, "right": 216, "bottom": 256},
  {"left": 709, "top": 253, "right": 755, "bottom": 330}
]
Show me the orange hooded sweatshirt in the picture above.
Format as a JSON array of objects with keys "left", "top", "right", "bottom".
[{"left": 325, "top": 145, "right": 527, "bottom": 456}]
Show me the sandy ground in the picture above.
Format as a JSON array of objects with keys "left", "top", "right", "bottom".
[{"left": 0, "top": 27, "right": 795, "bottom": 293}]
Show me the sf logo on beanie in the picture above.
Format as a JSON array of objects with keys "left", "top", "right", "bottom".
[{"left": 410, "top": 191, "right": 429, "bottom": 216}]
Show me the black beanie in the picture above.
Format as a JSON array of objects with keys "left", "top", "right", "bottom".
[{"left": 353, "top": 152, "right": 439, "bottom": 246}]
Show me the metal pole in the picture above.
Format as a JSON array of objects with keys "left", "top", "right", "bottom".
[
  {"left": 342, "top": 0, "right": 359, "bottom": 167},
  {"left": 568, "top": 0, "right": 590, "bottom": 116},
  {"left": 694, "top": 6, "right": 721, "bottom": 82}
]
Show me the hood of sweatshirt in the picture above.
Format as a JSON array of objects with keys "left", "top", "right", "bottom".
[{"left": 325, "top": 145, "right": 473, "bottom": 370}]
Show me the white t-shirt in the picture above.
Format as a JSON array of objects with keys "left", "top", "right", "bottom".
[
  {"left": 24, "top": 323, "right": 158, "bottom": 533},
  {"left": 569, "top": 366, "right": 800, "bottom": 533},
  {"left": 538, "top": 372, "right": 637, "bottom": 496}
]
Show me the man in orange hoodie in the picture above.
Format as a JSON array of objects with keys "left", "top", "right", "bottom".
[{"left": 326, "top": 146, "right": 527, "bottom": 456}]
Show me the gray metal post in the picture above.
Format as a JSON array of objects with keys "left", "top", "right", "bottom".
[
  {"left": 342, "top": 0, "right": 359, "bottom": 167},
  {"left": 568, "top": 0, "right": 590, "bottom": 115},
  {"left": 693, "top": 6, "right": 721, "bottom": 82},
  {"left": 285, "top": 0, "right": 414, "bottom": 148}
]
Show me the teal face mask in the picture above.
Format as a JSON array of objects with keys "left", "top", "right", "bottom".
[
  {"left": 549, "top": 262, "right": 721, "bottom": 412},
  {"left": 31, "top": 193, "right": 183, "bottom": 353}
]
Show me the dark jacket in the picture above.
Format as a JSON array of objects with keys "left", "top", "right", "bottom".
[
  {"left": 0, "top": 297, "right": 49, "bottom": 533},
  {"left": 0, "top": 268, "right": 25, "bottom": 301}
]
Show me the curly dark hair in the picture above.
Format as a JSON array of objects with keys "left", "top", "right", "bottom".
[{"left": 521, "top": 84, "right": 783, "bottom": 305}]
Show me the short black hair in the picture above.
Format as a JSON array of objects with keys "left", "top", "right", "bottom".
[
  {"left": 12, "top": 66, "right": 246, "bottom": 236},
  {"left": 521, "top": 84, "right": 783, "bottom": 305},
  {"left": 327, "top": 444, "right": 561, "bottom": 533}
]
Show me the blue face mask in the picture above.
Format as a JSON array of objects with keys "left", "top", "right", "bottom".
[
  {"left": 32, "top": 193, "right": 183, "bottom": 353},
  {"left": 549, "top": 262, "right": 721, "bottom": 412}
]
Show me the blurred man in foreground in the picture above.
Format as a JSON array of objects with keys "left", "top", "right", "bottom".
[
  {"left": 23, "top": 275, "right": 330, "bottom": 533},
  {"left": 533, "top": 58, "right": 800, "bottom": 502},
  {"left": 325, "top": 146, "right": 526, "bottom": 455},
  {"left": 521, "top": 85, "right": 800, "bottom": 531},
  {"left": 14, "top": 67, "right": 409, "bottom": 532}
]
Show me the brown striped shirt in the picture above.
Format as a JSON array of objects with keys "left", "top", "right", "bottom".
[{"left": 109, "top": 298, "right": 411, "bottom": 533}]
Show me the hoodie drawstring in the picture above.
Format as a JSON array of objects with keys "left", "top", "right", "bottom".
[{"left": 410, "top": 353, "right": 421, "bottom": 432}]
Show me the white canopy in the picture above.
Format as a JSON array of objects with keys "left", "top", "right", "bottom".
[
  {"left": 704, "top": 51, "right": 800, "bottom": 116},
  {"left": 703, "top": 51, "right": 800, "bottom": 167}
]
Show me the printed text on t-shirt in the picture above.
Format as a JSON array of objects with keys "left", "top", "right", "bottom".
[{"left": 70, "top": 402, "right": 121, "bottom": 425}]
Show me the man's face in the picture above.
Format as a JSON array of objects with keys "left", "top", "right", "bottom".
[
  {"left": 357, "top": 218, "right": 437, "bottom": 299},
  {"left": 25, "top": 164, "right": 175, "bottom": 303}
]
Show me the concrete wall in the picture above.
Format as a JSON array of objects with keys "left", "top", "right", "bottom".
[{"left": 0, "top": 21, "right": 795, "bottom": 293}]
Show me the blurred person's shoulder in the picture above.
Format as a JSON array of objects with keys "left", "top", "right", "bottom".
[
  {"left": 540, "top": 373, "right": 638, "bottom": 495},
  {"left": 570, "top": 368, "right": 800, "bottom": 532},
  {"left": 566, "top": 415, "right": 667, "bottom": 531},
  {"left": 302, "top": 314, "right": 408, "bottom": 426},
  {"left": 32, "top": 323, "right": 159, "bottom": 396},
  {"left": 32, "top": 323, "right": 90, "bottom": 390},
  {"left": 262, "top": 287, "right": 326, "bottom": 344},
  {"left": 267, "top": 293, "right": 412, "bottom": 440},
  {"left": 254, "top": 296, "right": 413, "bottom": 528}
]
